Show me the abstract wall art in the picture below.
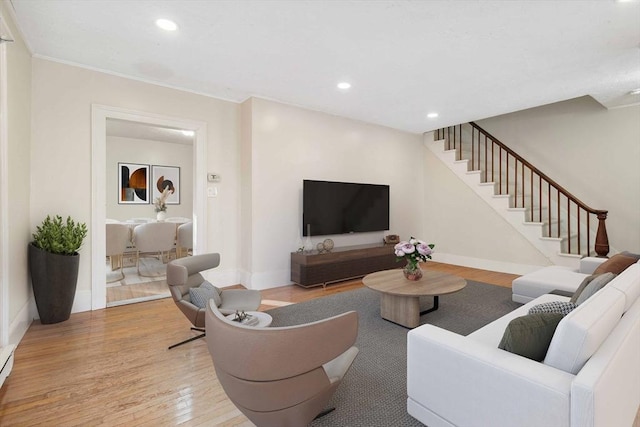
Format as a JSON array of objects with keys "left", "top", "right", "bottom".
[
  {"left": 118, "top": 162, "right": 149, "bottom": 204},
  {"left": 152, "top": 165, "right": 180, "bottom": 204}
]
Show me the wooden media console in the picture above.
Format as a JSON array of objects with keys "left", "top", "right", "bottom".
[{"left": 290, "top": 243, "right": 398, "bottom": 288}]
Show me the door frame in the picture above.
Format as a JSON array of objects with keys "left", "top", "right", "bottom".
[
  {"left": 0, "top": 17, "right": 12, "bottom": 345},
  {"left": 91, "top": 104, "right": 207, "bottom": 310}
]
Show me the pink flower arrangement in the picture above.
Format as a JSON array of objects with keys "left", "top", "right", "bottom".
[{"left": 394, "top": 237, "right": 435, "bottom": 270}]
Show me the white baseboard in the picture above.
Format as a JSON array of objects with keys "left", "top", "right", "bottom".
[
  {"left": 240, "top": 269, "right": 292, "bottom": 291},
  {"left": 71, "top": 289, "right": 93, "bottom": 314},
  {"left": 9, "top": 296, "right": 36, "bottom": 346},
  {"left": 0, "top": 344, "right": 16, "bottom": 388},
  {"left": 432, "top": 253, "right": 547, "bottom": 276}
]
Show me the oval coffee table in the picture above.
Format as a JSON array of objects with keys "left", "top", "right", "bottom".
[{"left": 363, "top": 269, "right": 467, "bottom": 328}]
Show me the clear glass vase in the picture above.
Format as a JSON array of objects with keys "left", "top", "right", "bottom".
[{"left": 403, "top": 261, "right": 423, "bottom": 281}]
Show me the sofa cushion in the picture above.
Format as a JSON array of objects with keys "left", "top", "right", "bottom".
[
  {"left": 571, "top": 272, "right": 616, "bottom": 305},
  {"left": 593, "top": 254, "right": 637, "bottom": 275},
  {"left": 607, "top": 262, "right": 640, "bottom": 312},
  {"left": 544, "top": 287, "right": 625, "bottom": 374},
  {"left": 498, "top": 313, "right": 564, "bottom": 361},
  {"left": 189, "top": 280, "right": 222, "bottom": 308},
  {"left": 512, "top": 266, "right": 588, "bottom": 303},
  {"left": 529, "top": 301, "right": 577, "bottom": 316}
]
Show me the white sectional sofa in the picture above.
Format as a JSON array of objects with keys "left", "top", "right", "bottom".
[
  {"left": 407, "top": 260, "right": 640, "bottom": 427},
  {"left": 511, "top": 256, "right": 607, "bottom": 303}
]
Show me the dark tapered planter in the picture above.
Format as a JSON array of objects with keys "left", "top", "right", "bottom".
[{"left": 28, "top": 243, "right": 79, "bottom": 324}]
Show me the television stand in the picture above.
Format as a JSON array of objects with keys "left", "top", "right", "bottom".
[{"left": 290, "top": 243, "right": 398, "bottom": 288}]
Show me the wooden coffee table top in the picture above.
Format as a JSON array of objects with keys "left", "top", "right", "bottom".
[{"left": 363, "top": 269, "right": 467, "bottom": 297}]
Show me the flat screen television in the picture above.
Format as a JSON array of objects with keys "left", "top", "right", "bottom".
[{"left": 302, "top": 179, "right": 390, "bottom": 236}]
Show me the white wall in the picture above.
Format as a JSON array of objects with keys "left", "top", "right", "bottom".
[
  {"left": 30, "top": 58, "right": 241, "bottom": 309},
  {"left": 2, "top": 2, "right": 35, "bottom": 344},
  {"left": 477, "top": 97, "right": 640, "bottom": 254},
  {"left": 106, "top": 136, "right": 193, "bottom": 221},
  {"left": 244, "top": 98, "right": 425, "bottom": 289}
]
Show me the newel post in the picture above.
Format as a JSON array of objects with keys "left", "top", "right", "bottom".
[{"left": 594, "top": 212, "right": 610, "bottom": 257}]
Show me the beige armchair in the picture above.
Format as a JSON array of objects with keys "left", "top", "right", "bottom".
[
  {"left": 166, "top": 253, "right": 261, "bottom": 349},
  {"left": 205, "top": 301, "right": 359, "bottom": 427}
]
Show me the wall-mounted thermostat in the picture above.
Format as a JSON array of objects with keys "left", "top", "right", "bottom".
[{"left": 207, "top": 173, "right": 221, "bottom": 182}]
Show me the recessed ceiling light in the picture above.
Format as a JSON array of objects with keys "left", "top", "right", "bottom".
[
  {"left": 427, "top": 112, "right": 439, "bottom": 119},
  {"left": 156, "top": 18, "right": 178, "bottom": 31},
  {"left": 181, "top": 130, "right": 194, "bottom": 136},
  {"left": 629, "top": 88, "right": 640, "bottom": 95},
  {"left": 337, "top": 82, "right": 351, "bottom": 90}
]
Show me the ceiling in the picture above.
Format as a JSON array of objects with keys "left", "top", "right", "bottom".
[{"left": 9, "top": 0, "right": 640, "bottom": 134}]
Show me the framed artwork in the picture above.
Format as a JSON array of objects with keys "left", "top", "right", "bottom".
[
  {"left": 118, "top": 162, "right": 149, "bottom": 204},
  {"left": 152, "top": 165, "right": 180, "bottom": 204}
]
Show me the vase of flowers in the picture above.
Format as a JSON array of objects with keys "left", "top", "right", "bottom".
[
  {"left": 154, "top": 188, "right": 170, "bottom": 221},
  {"left": 394, "top": 237, "right": 435, "bottom": 281}
]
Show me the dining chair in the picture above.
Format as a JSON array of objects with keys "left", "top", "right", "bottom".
[
  {"left": 132, "top": 222, "right": 176, "bottom": 277},
  {"left": 176, "top": 221, "right": 193, "bottom": 258},
  {"left": 105, "top": 223, "right": 132, "bottom": 283}
]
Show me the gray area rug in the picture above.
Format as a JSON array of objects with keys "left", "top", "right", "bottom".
[{"left": 267, "top": 281, "right": 521, "bottom": 427}]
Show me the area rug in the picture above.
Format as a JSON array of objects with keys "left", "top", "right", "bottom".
[
  {"left": 106, "top": 257, "right": 168, "bottom": 285},
  {"left": 267, "top": 281, "right": 521, "bottom": 427}
]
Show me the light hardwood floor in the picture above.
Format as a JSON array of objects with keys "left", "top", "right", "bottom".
[{"left": 0, "top": 263, "right": 634, "bottom": 426}]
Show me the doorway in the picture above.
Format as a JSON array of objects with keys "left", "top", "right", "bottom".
[
  {"left": 91, "top": 105, "right": 207, "bottom": 311},
  {"left": 105, "top": 118, "right": 194, "bottom": 306}
]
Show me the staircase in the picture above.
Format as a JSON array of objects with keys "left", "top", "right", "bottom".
[{"left": 428, "top": 122, "right": 609, "bottom": 268}]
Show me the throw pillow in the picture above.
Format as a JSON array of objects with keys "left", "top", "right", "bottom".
[
  {"left": 529, "top": 301, "right": 577, "bottom": 316},
  {"left": 189, "top": 280, "right": 222, "bottom": 309},
  {"left": 573, "top": 272, "right": 616, "bottom": 305},
  {"left": 592, "top": 254, "right": 636, "bottom": 275},
  {"left": 569, "top": 274, "right": 599, "bottom": 304},
  {"left": 498, "top": 313, "right": 564, "bottom": 362}
]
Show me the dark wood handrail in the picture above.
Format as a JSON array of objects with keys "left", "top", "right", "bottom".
[
  {"left": 435, "top": 122, "right": 609, "bottom": 257},
  {"left": 469, "top": 122, "right": 607, "bottom": 217}
]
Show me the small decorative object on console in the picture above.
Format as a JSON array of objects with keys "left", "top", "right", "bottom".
[
  {"left": 395, "top": 237, "right": 435, "bottom": 281},
  {"left": 384, "top": 234, "right": 400, "bottom": 244},
  {"left": 316, "top": 242, "right": 325, "bottom": 252},
  {"left": 322, "top": 238, "right": 334, "bottom": 252}
]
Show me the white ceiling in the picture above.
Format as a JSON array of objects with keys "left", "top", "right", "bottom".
[{"left": 9, "top": 0, "right": 640, "bottom": 134}]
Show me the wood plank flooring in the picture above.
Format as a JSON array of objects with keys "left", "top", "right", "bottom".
[{"left": 1, "top": 263, "right": 630, "bottom": 426}]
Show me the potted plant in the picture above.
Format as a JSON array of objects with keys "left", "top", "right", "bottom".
[{"left": 28, "top": 215, "right": 88, "bottom": 324}]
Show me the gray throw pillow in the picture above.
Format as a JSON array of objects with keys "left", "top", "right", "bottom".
[
  {"left": 529, "top": 301, "right": 577, "bottom": 316},
  {"left": 498, "top": 313, "right": 564, "bottom": 362},
  {"left": 572, "top": 272, "right": 616, "bottom": 305},
  {"left": 189, "top": 280, "right": 222, "bottom": 308}
]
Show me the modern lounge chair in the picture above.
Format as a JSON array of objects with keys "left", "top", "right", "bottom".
[
  {"left": 205, "top": 300, "right": 359, "bottom": 427},
  {"left": 166, "top": 253, "right": 261, "bottom": 349}
]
